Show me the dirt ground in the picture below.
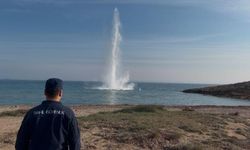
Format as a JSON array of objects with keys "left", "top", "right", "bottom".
[
  {"left": 0, "top": 105, "right": 249, "bottom": 150},
  {"left": 0, "top": 105, "right": 129, "bottom": 150}
]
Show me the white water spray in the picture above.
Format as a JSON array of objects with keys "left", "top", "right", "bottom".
[{"left": 100, "top": 8, "right": 134, "bottom": 90}]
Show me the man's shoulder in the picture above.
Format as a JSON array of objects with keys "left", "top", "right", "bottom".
[
  {"left": 61, "top": 105, "right": 76, "bottom": 118},
  {"left": 26, "top": 104, "right": 42, "bottom": 114}
]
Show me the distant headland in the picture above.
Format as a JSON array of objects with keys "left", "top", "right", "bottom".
[{"left": 183, "top": 81, "right": 250, "bottom": 100}]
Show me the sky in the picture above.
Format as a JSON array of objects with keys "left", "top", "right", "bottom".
[{"left": 1, "top": 0, "right": 250, "bottom": 84}]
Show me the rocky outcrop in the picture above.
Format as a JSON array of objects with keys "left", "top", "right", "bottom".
[{"left": 183, "top": 81, "right": 250, "bottom": 100}]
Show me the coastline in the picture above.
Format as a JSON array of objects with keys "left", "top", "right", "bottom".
[
  {"left": 183, "top": 81, "right": 250, "bottom": 100},
  {"left": 1, "top": 104, "right": 250, "bottom": 150}
]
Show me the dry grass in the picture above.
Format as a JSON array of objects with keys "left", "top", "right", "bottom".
[
  {"left": 0, "top": 105, "right": 250, "bottom": 150},
  {"left": 78, "top": 105, "right": 250, "bottom": 150},
  {"left": 0, "top": 109, "right": 27, "bottom": 117}
]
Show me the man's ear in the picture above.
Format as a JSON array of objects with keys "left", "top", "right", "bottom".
[{"left": 59, "top": 90, "right": 63, "bottom": 97}]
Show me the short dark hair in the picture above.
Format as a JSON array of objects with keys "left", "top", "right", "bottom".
[{"left": 45, "top": 78, "right": 63, "bottom": 97}]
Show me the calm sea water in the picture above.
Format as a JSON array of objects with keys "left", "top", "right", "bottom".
[{"left": 0, "top": 80, "right": 250, "bottom": 106}]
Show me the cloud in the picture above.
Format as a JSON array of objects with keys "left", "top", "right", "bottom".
[
  {"left": 5, "top": 0, "right": 250, "bottom": 13},
  {"left": 125, "top": 33, "right": 225, "bottom": 46},
  {"left": 7, "top": 0, "right": 250, "bottom": 16},
  {"left": 196, "top": 0, "right": 250, "bottom": 15}
]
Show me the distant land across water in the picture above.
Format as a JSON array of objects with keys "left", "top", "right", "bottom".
[
  {"left": 0, "top": 80, "right": 250, "bottom": 106},
  {"left": 183, "top": 81, "right": 250, "bottom": 100}
]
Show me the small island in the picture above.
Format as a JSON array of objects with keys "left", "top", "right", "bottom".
[{"left": 183, "top": 81, "right": 250, "bottom": 100}]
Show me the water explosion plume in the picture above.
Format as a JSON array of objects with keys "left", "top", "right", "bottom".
[{"left": 100, "top": 8, "right": 134, "bottom": 90}]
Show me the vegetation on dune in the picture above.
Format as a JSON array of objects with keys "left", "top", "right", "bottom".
[
  {"left": 78, "top": 105, "right": 250, "bottom": 150},
  {"left": 0, "top": 105, "right": 250, "bottom": 150},
  {"left": 0, "top": 109, "right": 27, "bottom": 117},
  {"left": 113, "top": 105, "right": 165, "bottom": 113}
]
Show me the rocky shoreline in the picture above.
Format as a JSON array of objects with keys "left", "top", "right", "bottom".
[{"left": 183, "top": 81, "right": 250, "bottom": 100}]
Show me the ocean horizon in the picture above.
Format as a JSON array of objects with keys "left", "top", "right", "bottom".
[{"left": 0, "top": 80, "right": 250, "bottom": 106}]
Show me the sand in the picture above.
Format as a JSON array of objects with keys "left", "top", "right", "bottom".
[{"left": 0, "top": 104, "right": 130, "bottom": 150}]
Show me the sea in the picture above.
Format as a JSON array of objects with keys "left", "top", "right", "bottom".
[{"left": 0, "top": 80, "right": 250, "bottom": 106}]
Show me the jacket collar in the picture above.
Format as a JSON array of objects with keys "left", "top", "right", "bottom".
[{"left": 42, "top": 100, "right": 62, "bottom": 104}]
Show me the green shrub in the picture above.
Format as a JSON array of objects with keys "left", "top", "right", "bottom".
[{"left": 114, "top": 105, "right": 165, "bottom": 113}]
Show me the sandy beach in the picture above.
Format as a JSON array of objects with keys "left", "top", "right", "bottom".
[{"left": 0, "top": 105, "right": 250, "bottom": 150}]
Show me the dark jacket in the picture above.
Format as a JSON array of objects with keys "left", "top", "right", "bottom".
[{"left": 15, "top": 100, "right": 81, "bottom": 150}]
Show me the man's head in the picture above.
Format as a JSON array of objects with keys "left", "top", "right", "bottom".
[{"left": 44, "top": 78, "right": 63, "bottom": 101}]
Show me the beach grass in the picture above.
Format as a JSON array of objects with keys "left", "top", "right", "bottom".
[
  {"left": 0, "top": 105, "right": 250, "bottom": 150},
  {"left": 78, "top": 105, "right": 250, "bottom": 150}
]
